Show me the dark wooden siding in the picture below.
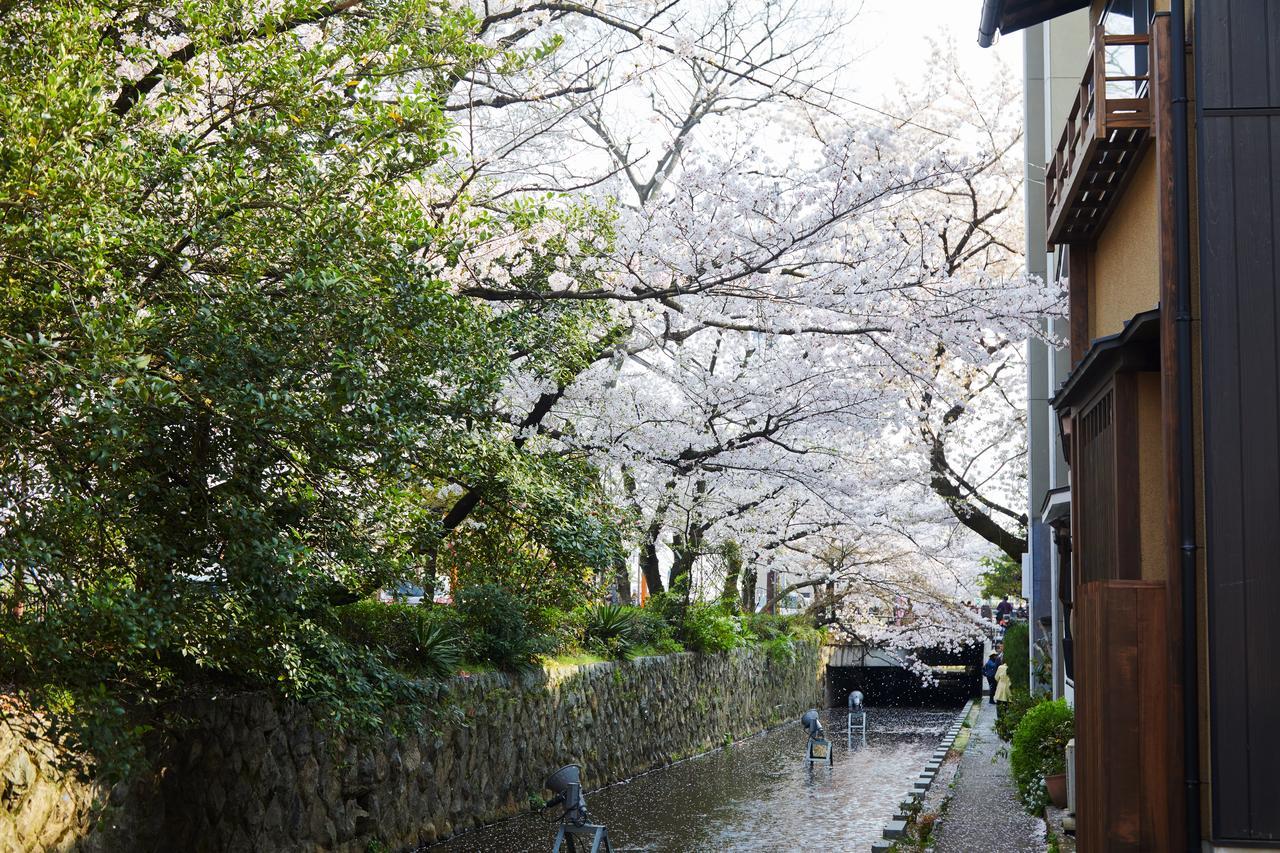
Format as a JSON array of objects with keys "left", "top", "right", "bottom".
[
  {"left": 1073, "top": 378, "right": 1142, "bottom": 585},
  {"left": 1078, "top": 388, "right": 1117, "bottom": 583},
  {"left": 1152, "top": 16, "right": 1188, "bottom": 845},
  {"left": 1075, "top": 580, "right": 1171, "bottom": 852},
  {"left": 1195, "top": 0, "right": 1280, "bottom": 842}
]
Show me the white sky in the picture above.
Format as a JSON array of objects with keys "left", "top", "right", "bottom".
[{"left": 836, "top": 1, "right": 1023, "bottom": 101}]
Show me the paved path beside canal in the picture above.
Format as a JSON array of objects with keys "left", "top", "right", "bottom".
[{"left": 930, "top": 699, "right": 1047, "bottom": 853}]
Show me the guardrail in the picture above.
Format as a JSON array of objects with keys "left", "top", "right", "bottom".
[{"left": 1046, "top": 24, "right": 1154, "bottom": 245}]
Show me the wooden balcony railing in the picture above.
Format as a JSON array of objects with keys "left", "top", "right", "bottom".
[{"left": 1045, "top": 23, "right": 1157, "bottom": 247}]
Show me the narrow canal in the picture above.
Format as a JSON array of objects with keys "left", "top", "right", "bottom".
[{"left": 429, "top": 705, "right": 958, "bottom": 852}]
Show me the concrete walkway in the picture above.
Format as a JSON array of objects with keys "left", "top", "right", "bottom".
[{"left": 930, "top": 699, "right": 1047, "bottom": 853}]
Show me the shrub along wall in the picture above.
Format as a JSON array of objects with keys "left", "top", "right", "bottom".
[{"left": 1, "top": 642, "right": 823, "bottom": 853}]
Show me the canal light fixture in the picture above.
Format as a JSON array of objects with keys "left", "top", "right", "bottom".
[
  {"left": 801, "top": 709, "right": 833, "bottom": 766},
  {"left": 544, "top": 764, "right": 588, "bottom": 825},
  {"left": 544, "top": 764, "right": 615, "bottom": 852},
  {"left": 801, "top": 708, "right": 825, "bottom": 739},
  {"left": 847, "top": 691, "right": 867, "bottom": 748}
]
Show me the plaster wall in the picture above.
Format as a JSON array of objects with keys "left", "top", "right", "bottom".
[{"left": 1091, "top": 151, "right": 1161, "bottom": 340}]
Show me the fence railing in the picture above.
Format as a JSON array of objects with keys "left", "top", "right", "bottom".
[{"left": 1046, "top": 24, "right": 1152, "bottom": 244}]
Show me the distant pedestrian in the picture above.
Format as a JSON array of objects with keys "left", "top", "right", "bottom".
[
  {"left": 993, "top": 659, "right": 1011, "bottom": 712},
  {"left": 996, "top": 596, "right": 1013, "bottom": 621},
  {"left": 982, "top": 653, "right": 1000, "bottom": 705},
  {"left": 981, "top": 602, "right": 993, "bottom": 621}
]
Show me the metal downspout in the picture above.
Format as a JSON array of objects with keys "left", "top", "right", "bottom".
[
  {"left": 1169, "top": 1, "right": 1202, "bottom": 849},
  {"left": 977, "top": 0, "right": 1004, "bottom": 47}
]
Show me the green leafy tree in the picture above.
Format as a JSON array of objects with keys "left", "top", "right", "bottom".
[
  {"left": 0, "top": 0, "right": 617, "bottom": 776},
  {"left": 977, "top": 553, "right": 1022, "bottom": 601},
  {"left": 1003, "top": 621, "right": 1030, "bottom": 693}
]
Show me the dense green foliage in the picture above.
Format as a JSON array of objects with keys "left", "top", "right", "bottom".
[
  {"left": 332, "top": 602, "right": 462, "bottom": 680},
  {"left": 744, "top": 612, "right": 815, "bottom": 642},
  {"left": 0, "top": 0, "right": 829, "bottom": 789},
  {"left": 0, "top": 0, "right": 618, "bottom": 777},
  {"left": 977, "top": 555, "right": 1022, "bottom": 600},
  {"left": 536, "top": 599, "right": 819, "bottom": 663},
  {"left": 686, "top": 604, "right": 747, "bottom": 650},
  {"left": 994, "top": 689, "right": 1042, "bottom": 742},
  {"left": 681, "top": 604, "right": 742, "bottom": 653},
  {"left": 643, "top": 589, "right": 688, "bottom": 629},
  {"left": 1002, "top": 621, "right": 1031, "bottom": 693},
  {"left": 579, "top": 603, "right": 639, "bottom": 659},
  {"left": 535, "top": 599, "right": 820, "bottom": 662},
  {"left": 628, "top": 605, "right": 680, "bottom": 651},
  {"left": 650, "top": 601, "right": 817, "bottom": 656},
  {"left": 1009, "top": 699, "right": 1074, "bottom": 814},
  {"left": 455, "top": 584, "right": 549, "bottom": 669},
  {"left": 328, "top": 596, "right": 812, "bottom": 670}
]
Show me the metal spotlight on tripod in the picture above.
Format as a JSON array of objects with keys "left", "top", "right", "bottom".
[
  {"left": 800, "top": 709, "right": 833, "bottom": 766},
  {"left": 544, "top": 764, "right": 614, "bottom": 853},
  {"left": 847, "top": 690, "right": 867, "bottom": 748}
]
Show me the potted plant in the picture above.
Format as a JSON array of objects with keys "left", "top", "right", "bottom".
[
  {"left": 1044, "top": 769, "right": 1068, "bottom": 809},
  {"left": 1010, "top": 699, "right": 1075, "bottom": 814}
]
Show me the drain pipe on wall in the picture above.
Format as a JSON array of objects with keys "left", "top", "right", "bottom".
[
  {"left": 976, "top": 0, "right": 1003, "bottom": 48},
  {"left": 1169, "top": 1, "right": 1202, "bottom": 850}
]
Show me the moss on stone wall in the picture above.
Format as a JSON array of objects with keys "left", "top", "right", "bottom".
[{"left": 2, "top": 641, "right": 823, "bottom": 852}]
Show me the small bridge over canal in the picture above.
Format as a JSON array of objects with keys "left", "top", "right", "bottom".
[{"left": 823, "top": 640, "right": 986, "bottom": 707}]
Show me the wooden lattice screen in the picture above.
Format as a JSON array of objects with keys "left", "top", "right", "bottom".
[{"left": 1076, "top": 389, "right": 1116, "bottom": 584}]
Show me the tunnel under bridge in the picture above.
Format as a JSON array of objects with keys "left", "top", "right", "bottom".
[{"left": 823, "top": 641, "right": 985, "bottom": 708}]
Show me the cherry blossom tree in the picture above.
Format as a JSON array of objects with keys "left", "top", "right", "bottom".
[
  {"left": 427, "top": 2, "right": 1054, "bottom": 627},
  {"left": 1, "top": 0, "right": 1049, "bottom": 771}
]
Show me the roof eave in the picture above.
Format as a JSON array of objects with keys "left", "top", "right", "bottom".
[
  {"left": 1051, "top": 308, "right": 1162, "bottom": 411},
  {"left": 977, "top": 0, "right": 1092, "bottom": 48}
]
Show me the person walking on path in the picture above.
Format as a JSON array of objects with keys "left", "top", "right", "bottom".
[
  {"left": 996, "top": 595, "right": 1014, "bottom": 621},
  {"left": 983, "top": 653, "right": 1001, "bottom": 705},
  {"left": 993, "top": 658, "right": 1012, "bottom": 713}
]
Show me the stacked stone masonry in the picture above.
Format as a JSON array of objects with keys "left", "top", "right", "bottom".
[{"left": 1, "top": 642, "right": 822, "bottom": 852}]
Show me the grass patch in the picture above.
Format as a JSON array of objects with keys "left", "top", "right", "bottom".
[
  {"left": 949, "top": 702, "right": 982, "bottom": 753},
  {"left": 542, "top": 651, "right": 609, "bottom": 668}
]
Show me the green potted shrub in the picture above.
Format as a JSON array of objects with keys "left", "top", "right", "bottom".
[{"left": 1010, "top": 698, "right": 1074, "bottom": 814}]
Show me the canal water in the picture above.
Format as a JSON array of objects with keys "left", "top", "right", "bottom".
[{"left": 429, "top": 706, "right": 958, "bottom": 852}]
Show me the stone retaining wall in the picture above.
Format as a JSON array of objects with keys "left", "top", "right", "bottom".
[{"left": 2, "top": 642, "right": 823, "bottom": 852}]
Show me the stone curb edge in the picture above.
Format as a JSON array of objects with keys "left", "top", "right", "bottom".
[{"left": 870, "top": 699, "right": 976, "bottom": 851}]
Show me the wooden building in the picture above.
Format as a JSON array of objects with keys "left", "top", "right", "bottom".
[{"left": 978, "top": 0, "right": 1280, "bottom": 850}]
